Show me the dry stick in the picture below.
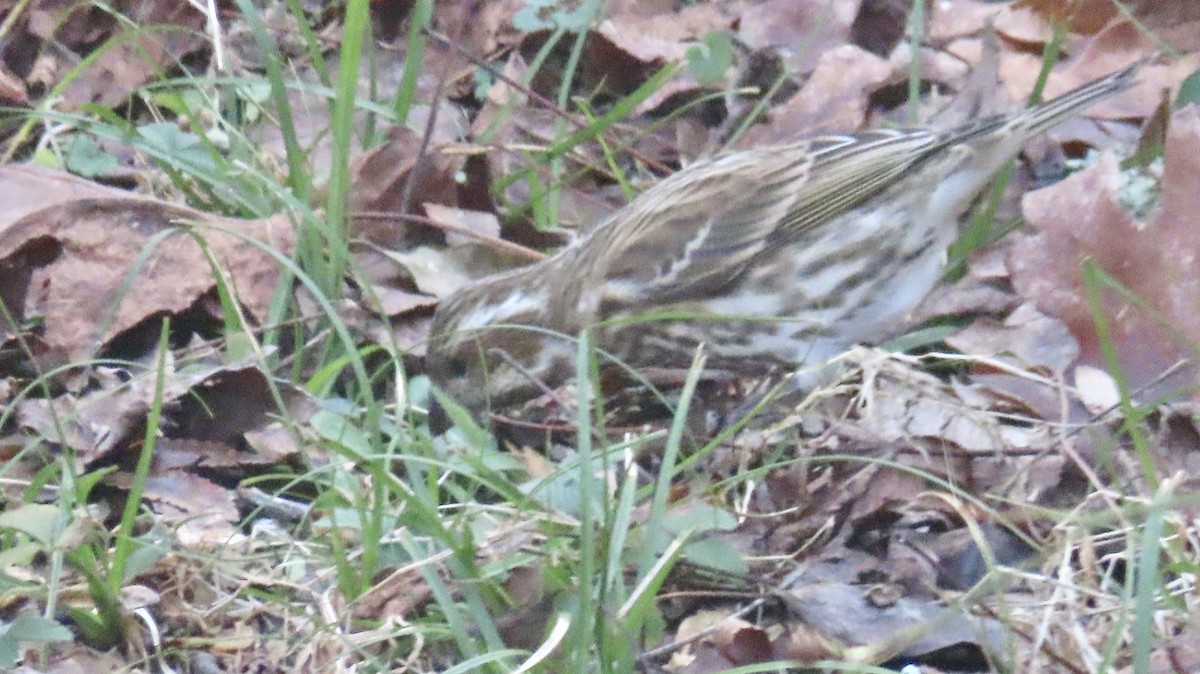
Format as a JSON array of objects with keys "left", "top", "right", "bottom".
[
  {"left": 489, "top": 347, "right": 575, "bottom": 415},
  {"left": 484, "top": 347, "right": 610, "bottom": 442},
  {"left": 996, "top": 357, "right": 1195, "bottom": 498},
  {"left": 483, "top": 346, "right": 658, "bottom": 451},
  {"left": 971, "top": 599, "right": 1092, "bottom": 674}
]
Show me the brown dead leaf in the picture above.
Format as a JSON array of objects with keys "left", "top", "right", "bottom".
[
  {"left": 16, "top": 358, "right": 313, "bottom": 549},
  {"left": 153, "top": 439, "right": 258, "bottom": 471},
  {"left": 435, "top": 0, "right": 527, "bottom": 58},
  {"left": 740, "top": 44, "right": 894, "bottom": 146},
  {"left": 245, "top": 42, "right": 463, "bottom": 188},
  {"left": 141, "top": 471, "right": 239, "bottom": 548},
  {"left": 380, "top": 245, "right": 473, "bottom": 299},
  {"left": 929, "top": 0, "right": 1007, "bottom": 43},
  {"left": 423, "top": 202, "right": 502, "bottom": 245},
  {"left": 1138, "top": 3, "right": 1200, "bottom": 54},
  {"left": 1018, "top": 0, "right": 1200, "bottom": 42},
  {"left": 369, "top": 575, "right": 437, "bottom": 626},
  {"left": 994, "top": 4, "right": 1052, "bottom": 46},
  {"left": 24, "top": 1, "right": 110, "bottom": 46},
  {"left": 15, "top": 361, "right": 204, "bottom": 464},
  {"left": 0, "top": 162, "right": 125, "bottom": 223},
  {"left": 584, "top": 2, "right": 737, "bottom": 115},
  {"left": 379, "top": 312, "right": 433, "bottom": 356},
  {"left": 669, "top": 611, "right": 756, "bottom": 672},
  {"left": 589, "top": 30, "right": 696, "bottom": 113},
  {"left": 168, "top": 365, "right": 315, "bottom": 444},
  {"left": 1018, "top": 0, "right": 1119, "bottom": 34},
  {"left": 17, "top": 360, "right": 311, "bottom": 466},
  {"left": 0, "top": 165, "right": 293, "bottom": 361},
  {"left": 365, "top": 284, "right": 438, "bottom": 317},
  {"left": 1013, "top": 0, "right": 1106, "bottom": 27},
  {"left": 1011, "top": 104, "right": 1200, "bottom": 400},
  {"left": 351, "top": 126, "right": 463, "bottom": 249},
  {"left": 738, "top": 0, "right": 861, "bottom": 73},
  {"left": 721, "top": 625, "right": 776, "bottom": 666},
  {"left": 600, "top": 2, "right": 733, "bottom": 66},
  {"left": 243, "top": 422, "right": 303, "bottom": 464},
  {"left": 946, "top": 302, "right": 1080, "bottom": 373},
  {"left": 61, "top": 2, "right": 207, "bottom": 108},
  {"left": 225, "top": 2, "right": 308, "bottom": 72},
  {"left": 1034, "top": 25, "right": 1200, "bottom": 120},
  {"left": 469, "top": 54, "right": 626, "bottom": 233},
  {"left": 1156, "top": 110, "right": 1200, "bottom": 322},
  {"left": 7, "top": 1, "right": 208, "bottom": 116},
  {"left": 771, "top": 624, "right": 840, "bottom": 663},
  {"left": 845, "top": 462, "right": 956, "bottom": 529}
]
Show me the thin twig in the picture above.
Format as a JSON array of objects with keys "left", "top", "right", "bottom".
[{"left": 356, "top": 211, "right": 547, "bottom": 261}]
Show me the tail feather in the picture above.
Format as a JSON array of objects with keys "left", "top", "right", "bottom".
[
  {"left": 1017, "top": 61, "right": 1141, "bottom": 135},
  {"left": 947, "top": 61, "right": 1141, "bottom": 145}
]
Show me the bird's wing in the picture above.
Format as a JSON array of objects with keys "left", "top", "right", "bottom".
[{"left": 592, "top": 130, "right": 944, "bottom": 315}]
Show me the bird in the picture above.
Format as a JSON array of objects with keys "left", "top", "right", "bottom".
[{"left": 425, "top": 62, "right": 1140, "bottom": 430}]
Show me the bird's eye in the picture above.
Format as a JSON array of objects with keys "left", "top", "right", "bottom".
[{"left": 448, "top": 356, "right": 469, "bottom": 378}]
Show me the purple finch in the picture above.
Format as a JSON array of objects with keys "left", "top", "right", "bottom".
[{"left": 427, "top": 64, "right": 1139, "bottom": 428}]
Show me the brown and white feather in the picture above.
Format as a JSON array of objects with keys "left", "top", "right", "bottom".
[{"left": 426, "top": 62, "right": 1140, "bottom": 425}]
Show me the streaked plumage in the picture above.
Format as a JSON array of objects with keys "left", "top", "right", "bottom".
[{"left": 427, "top": 64, "right": 1139, "bottom": 427}]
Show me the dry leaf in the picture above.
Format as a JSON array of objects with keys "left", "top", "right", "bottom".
[{"left": 0, "top": 165, "right": 293, "bottom": 361}]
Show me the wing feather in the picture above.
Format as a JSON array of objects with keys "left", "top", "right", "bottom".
[
  {"left": 587, "top": 60, "right": 1140, "bottom": 316},
  {"left": 591, "top": 131, "right": 945, "bottom": 314}
]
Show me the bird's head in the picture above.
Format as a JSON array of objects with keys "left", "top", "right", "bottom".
[{"left": 425, "top": 272, "right": 578, "bottom": 431}]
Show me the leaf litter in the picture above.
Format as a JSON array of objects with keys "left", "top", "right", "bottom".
[{"left": 0, "top": 0, "right": 1198, "bottom": 672}]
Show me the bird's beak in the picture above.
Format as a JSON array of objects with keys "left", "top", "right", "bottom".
[{"left": 427, "top": 396, "right": 452, "bottom": 435}]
